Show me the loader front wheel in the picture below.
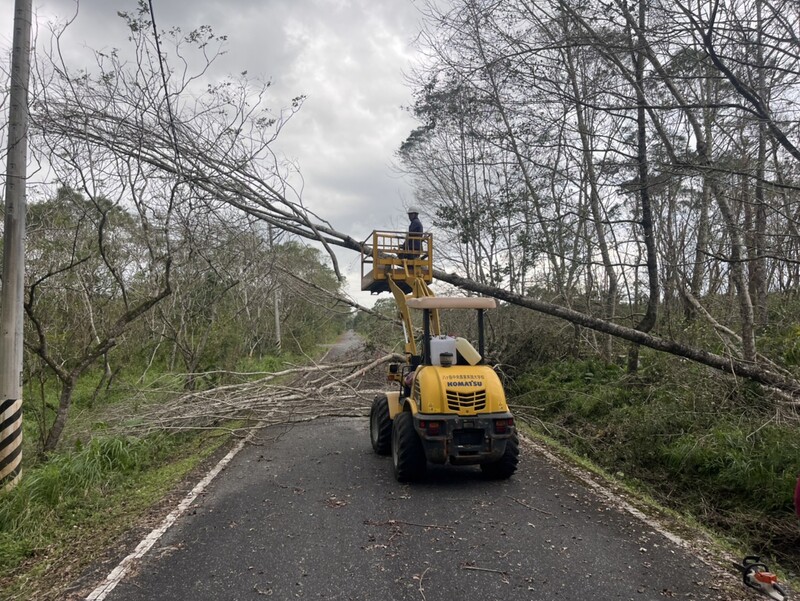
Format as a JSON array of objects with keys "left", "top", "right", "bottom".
[
  {"left": 370, "top": 395, "right": 392, "bottom": 455},
  {"left": 392, "top": 411, "right": 426, "bottom": 482},
  {"left": 481, "top": 433, "right": 519, "bottom": 479}
]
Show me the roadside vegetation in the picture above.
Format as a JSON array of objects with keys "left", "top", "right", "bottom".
[
  {"left": 0, "top": 193, "right": 349, "bottom": 599},
  {"left": 1, "top": 344, "right": 347, "bottom": 600},
  {"left": 511, "top": 353, "right": 800, "bottom": 574},
  {"left": 0, "top": 429, "right": 228, "bottom": 600}
]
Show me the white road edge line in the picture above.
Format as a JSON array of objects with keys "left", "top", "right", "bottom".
[
  {"left": 85, "top": 336, "right": 350, "bottom": 600},
  {"left": 85, "top": 426, "right": 261, "bottom": 601},
  {"left": 526, "top": 437, "right": 687, "bottom": 547}
]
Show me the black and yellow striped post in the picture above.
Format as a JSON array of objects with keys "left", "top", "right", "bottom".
[
  {"left": 0, "top": 0, "right": 33, "bottom": 489},
  {"left": 0, "top": 400, "right": 22, "bottom": 487}
]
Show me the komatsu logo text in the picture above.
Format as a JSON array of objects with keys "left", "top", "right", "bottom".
[{"left": 444, "top": 374, "right": 484, "bottom": 388}]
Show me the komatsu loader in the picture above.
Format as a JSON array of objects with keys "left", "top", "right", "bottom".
[{"left": 361, "top": 230, "right": 518, "bottom": 482}]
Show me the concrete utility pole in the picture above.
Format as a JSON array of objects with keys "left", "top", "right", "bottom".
[
  {"left": 268, "top": 224, "right": 282, "bottom": 354},
  {"left": 0, "top": 0, "right": 33, "bottom": 489}
]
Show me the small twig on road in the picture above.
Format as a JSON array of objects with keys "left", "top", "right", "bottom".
[
  {"left": 386, "top": 519, "right": 456, "bottom": 531},
  {"left": 363, "top": 518, "right": 455, "bottom": 531},
  {"left": 506, "top": 495, "right": 554, "bottom": 516},
  {"left": 459, "top": 564, "right": 509, "bottom": 576},
  {"left": 417, "top": 567, "right": 430, "bottom": 601}
]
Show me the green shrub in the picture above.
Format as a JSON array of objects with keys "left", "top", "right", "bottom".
[
  {"left": 662, "top": 425, "right": 799, "bottom": 512},
  {"left": 0, "top": 435, "right": 170, "bottom": 566},
  {"left": 235, "top": 354, "right": 287, "bottom": 374}
]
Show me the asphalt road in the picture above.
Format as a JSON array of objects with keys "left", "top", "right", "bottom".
[{"left": 98, "top": 417, "right": 750, "bottom": 601}]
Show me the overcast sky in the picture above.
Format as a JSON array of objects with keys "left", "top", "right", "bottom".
[{"left": 1, "top": 0, "right": 429, "bottom": 306}]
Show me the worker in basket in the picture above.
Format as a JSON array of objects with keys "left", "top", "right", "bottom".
[{"left": 399, "top": 206, "right": 423, "bottom": 259}]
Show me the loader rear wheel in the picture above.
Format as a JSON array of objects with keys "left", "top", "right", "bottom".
[
  {"left": 370, "top": 395, "right": 392, "bottom": 455},
  {"left": 481, "top": 433, "right": 519, "bottom": 479},
  {"left": 392, "top": 411, "right": 426, "bottom": 482}
]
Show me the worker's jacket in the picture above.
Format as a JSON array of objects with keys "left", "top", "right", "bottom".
[{"left": 405, "top": 217, "right": 423, "bottom": 253}]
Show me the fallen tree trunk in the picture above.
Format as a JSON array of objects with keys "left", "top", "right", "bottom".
[
  {"left": 432, "top": 268, "right": 800, "bottom": 398},
  {"left": 35, "top": 71, "right": 800, "bottom": 400}
]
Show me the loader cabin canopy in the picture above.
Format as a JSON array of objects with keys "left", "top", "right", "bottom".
[
  {"left": 406, "top": 297, "right": 496, "bottom": 310},
  {"left": 408, "top": 296, "right": 496, "bottom": 366}
]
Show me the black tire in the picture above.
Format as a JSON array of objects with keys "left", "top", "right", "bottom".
[
  {"left": 481, "top": 433, "right": 519, "bottom": 479},
  {"left": 370, "top": 395, "right": 392, "bottom": 455},
  {"left": 392, "top": 411, "right": 427, "bottom": 482}
]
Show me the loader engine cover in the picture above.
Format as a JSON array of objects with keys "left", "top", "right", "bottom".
[{"left": 414, "top": 364, "right": 508, "bottom": 415}]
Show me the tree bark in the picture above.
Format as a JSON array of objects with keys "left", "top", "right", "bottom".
[
  {"left": 627, "top": 0, "right": 659, "bottom": 373},
  {"left": 563, "top": 41, "right": 618, "bottom": 362},
  {"left": 432, "top": 266, "right": 800, "bottom": 396}
]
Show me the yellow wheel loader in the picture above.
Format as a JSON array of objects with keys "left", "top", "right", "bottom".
[{"left": 361, "top": 231, "right": 518, "bottom": 482}]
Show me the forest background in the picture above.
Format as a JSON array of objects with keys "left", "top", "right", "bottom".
[{"left": 2, "top": 0, "right": 800, "bottom": 596}]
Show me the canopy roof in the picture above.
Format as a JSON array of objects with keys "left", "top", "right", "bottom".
[{"left": 406, "top": 297, "right": 496, "bottom": 310}]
